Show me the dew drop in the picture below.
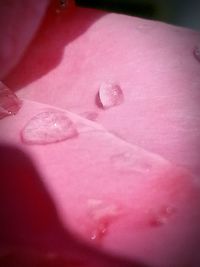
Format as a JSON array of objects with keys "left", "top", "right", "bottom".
[
  {"left": 81, "top": 111, "right": 98, "bottom": 121},
  {"left": 0, "top": 81, "right": 22, "bottom": 120},
  {"left": 193, "top": 45, "right": 200, "bottom": 62},
  {"left": 148, "top": 205, "right": 176, "bottom": 228},
  {"left": 21, "top": 111, "right": 78, "bottom": 145},
  {"left": 90, "top": 219, "right": 108, "bottom": 242},
  {"left": 59, "top": 0, "right": 67, "bottom": 9},
  {"left": 97, "top": 82, "right": 124, "bottom": 109},
  {"left": 87, "top": 199, "right": 121, "bottom": 243},
  {"left": 56, "top": 0, "right": 68, "bottom": 13},
  {"left": 111, "top": 152, "right": 152, "bottom": 174}
]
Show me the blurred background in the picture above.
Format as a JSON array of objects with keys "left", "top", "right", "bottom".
[{"left": 76, "top": 0, "right": 200, "bottom": 31}]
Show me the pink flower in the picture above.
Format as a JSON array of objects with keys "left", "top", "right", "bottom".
[{"left": 1, "top": 1, "right": 200, "bottom": 266}]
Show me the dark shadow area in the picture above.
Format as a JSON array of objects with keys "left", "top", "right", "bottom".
[
  {"left": 4, "top": 2, "right": 105, "bottom": 92},
  {"left": 0, "top": 144, "right": 151, "bottom": 267},
  {"left": 95, "top": 91, "right": 103, "bottom": 109},
  {"left": 76, "top": 0, "right": 200, "bottom": 30},
  {"left": 76, "top": 0, "right": 158, "bottom": 19}
]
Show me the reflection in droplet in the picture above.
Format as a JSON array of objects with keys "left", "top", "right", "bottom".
[
  {"left": 111, "top": 152, "right": 152, "bottom": 174},
  {"left": 97, "top": 82, "right": 124, "bottom": 109},
  {"left": 193, "top": 46, "right": 200, "bottom": 62},
  {"left": 0, "top": 81, "right": 22, "bottom": 120},
  {"left": 87, "top": 199, "right": 121, "bottom": 243},
  {"left": 21, "top": 111, "right": 78, "bottom": 145}
]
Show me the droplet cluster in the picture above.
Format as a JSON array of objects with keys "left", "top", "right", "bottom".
[{"left": 87, "top": 199, "right": 121, "bottom": 242}]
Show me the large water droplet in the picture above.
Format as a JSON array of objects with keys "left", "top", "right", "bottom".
[
  {"left": 193, "top": 46, "right": 200, "bottom": 62},
  {"left": 87, "top": 199, "right": 121, "bottom": 243},
  {"left": 97, "top": 82, "right": 124, "bottom": 109},
  {"left": 0, "top": 81, "right": 22, "bottom": 120},
  {"left": 21, "top": 111, "right": 78, "bottom": 145}
]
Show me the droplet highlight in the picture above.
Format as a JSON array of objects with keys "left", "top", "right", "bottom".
[
  {"left": 0, "top": 81, "right": 22, "bottom": 120},
  {"left": 193, "top": 45, "right": 200, "bottom": 62},
  {"left": 86, "top": 199, "right": 121, "bottom": 243},
  {"left": 97, "top": 82, "right": 124, "bottom": 109},
  {"left": 21, "top": 111, "right": 78, "bottom": 145}
]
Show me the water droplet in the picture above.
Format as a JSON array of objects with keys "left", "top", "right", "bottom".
[
  {"left": 87, "top": 199, "right": 121, "bottom": 242},
  {"left": 59, "top": 0, "right": 67, "bottom": 9},
  {"left": 56, "top": 0, "right": 68, "bottom": 13},
  {"left": 0, "top": 81, "right": 22, "bottom": 120},
  {"left": 90, "top": 220, "right": 108, "bottom": 242},
  {"left": 21, "top": 111, "right": 78, "bottom": 145},
  {"left": 81, "top": 111, "right": 98, "bottom": 121},
  {"left": 111, "top": 152, "right": 152, "bottom": 174},
  {"left": 97, "top": 82, "right": 124, "bottom": 109},
  {"left": 148, "top": 205, "right": 176, "bottom": 228},
  {"left": 193, "top": 46, "right": 200, "bottom": 62}
]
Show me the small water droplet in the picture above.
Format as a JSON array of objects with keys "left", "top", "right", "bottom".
[
  {"left": 21, "top": 111, "right": 78, "bottom": 145},
  {"left": 81, "top": 111, "right": 98, "bottom": 121},
  {"left": 0, "top": 81, "right": 22, "bottom": 120},
  {"left": 59, "top": 0, "right": 67, "bottom": 9},
  {"left": 87, "top": 199, "right": 121, "bottom": 243},
  {"left": 90, "top": 220, "right": 108, "bottom": 242},
  {"left": 111, "top": 152, "right": 152, "bottom": 174},
  {"left": 148, "top": 205, "right": 176, "bottom": 228},
  {"left": 97, "top": 82, "right": 124, "bottom": 109},
  {"left": 193, "top": 46, "right": 200, "bottom": 62}
]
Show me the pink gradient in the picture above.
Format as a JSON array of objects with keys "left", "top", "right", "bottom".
[{"left": 1, "top": 1, "right": 200, "bottom": 266}]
